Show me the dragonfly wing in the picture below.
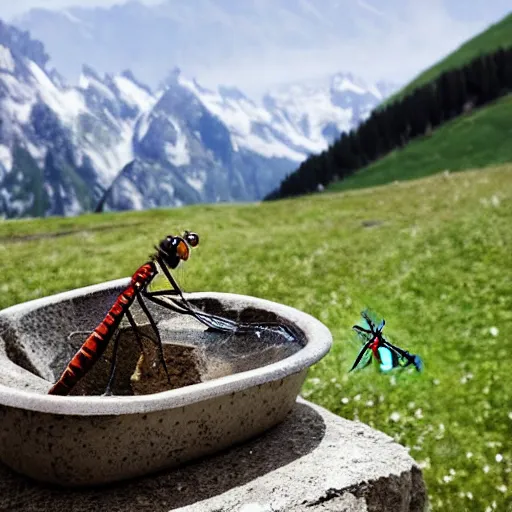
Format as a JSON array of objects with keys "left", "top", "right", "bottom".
[
  {"left": 350, "top": 340, "right": 373, "bottom": 371},
  {"left": 191, "top": 308, "right": 239, "bottom": 331},
  {"left": 352, "top": 325, "right": 372, "bottom": 344},
  {"left": 361, "top": 310, "right": 374, "bottom": 330},
  {"left": 146, "top": 292, "right": 240, "bottom": 331},
  {"left": 146, "top": 291, "right": 302, "bottom": 344},
  {"left": 361, "top": 309, "right": 385, "bottom": 332}
]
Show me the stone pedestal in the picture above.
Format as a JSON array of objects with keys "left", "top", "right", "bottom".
[{"left": 0, "top": 399, "right": 427, "bottom": 511}]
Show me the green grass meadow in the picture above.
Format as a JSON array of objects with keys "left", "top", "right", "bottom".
[
  {"left": 1, "top": 165, "right": 511, "bottom": 510},
  {"left": 330, "top": 94, "right": 512, "bottom": 193}
]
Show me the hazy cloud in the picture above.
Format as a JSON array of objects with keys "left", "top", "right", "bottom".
[
  {"left": 191, "top": 0, "right": 495, "bottom": 91},
  {"left": 2, "top": 0, "right": 159, "bottom": 20},
  {"left": 0, "top": 0, "right": 510, "bottom": 93}
]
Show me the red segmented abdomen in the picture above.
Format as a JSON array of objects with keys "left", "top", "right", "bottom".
[
  {"left": 370, "top": 337, "right": 380, "bottom": 362},
  {"left": 48, "top": 263, "right": 157, "bottom": 396}
]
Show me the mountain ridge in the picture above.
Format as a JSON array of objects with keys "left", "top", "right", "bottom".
[
  {"left": 0, "top": 19, "right": 395, "bottom": 218},
  {"left": 266, "top": 11, "right": 512, "bottom": 200}
]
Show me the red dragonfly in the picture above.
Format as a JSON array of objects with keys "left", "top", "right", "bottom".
[
  {"left": 49, "top": 230, "right": 301, "bottom": 396},
  {"left": 48, "top": 231, "right": 202, "bottom": 396}
]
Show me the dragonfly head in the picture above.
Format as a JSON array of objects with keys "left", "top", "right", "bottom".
[{"left": 157, "top": 231, "right": 200, "bottom": 268}]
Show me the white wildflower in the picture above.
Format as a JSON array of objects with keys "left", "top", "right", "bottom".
[
  {"left": 466, "top": 452, "right": 473, "bottom": 459},
  {"left": 418, "top": 458, "right": 431, "bottom": 470},
  {"left": 415, "top": 408, "right": 424, "bottom": 419},
  {"left": 341, "top": 397, "right": 350, "bottom": 404},
  {"left": 489, "top": 326, "right": 499, "bottom": 337},
  {"left": 496, "top": 454, "right": 503, "bottom": 463},
  {"left": 390, "top": 412, "right": 401, "bottom": 422},
  {"left": 460, "top": 373, "right": 474, "bottom": 384},
  {"left": 483, "top": 465, "right": 490, "bottom": 474}
]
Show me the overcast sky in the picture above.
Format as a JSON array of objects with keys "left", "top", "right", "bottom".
[
  {"left": 3, "top": 0, "right": 510, "bottom": 23},
  {"left": 1, "top": 0, "right": 510, "bottom": 93},
  {"left": 1, "top": 0, "right": 160, "bottom": 18}
]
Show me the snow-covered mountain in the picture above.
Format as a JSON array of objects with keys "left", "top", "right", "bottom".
[
  {"left": 96, "top": 69, "right": 394, "bottom": 213},
  {"left": 0, "top": 20, "right": 151, "bottom": 217},
  {"left": 0, "top": 21, "right": 395, "bottom": 218}
]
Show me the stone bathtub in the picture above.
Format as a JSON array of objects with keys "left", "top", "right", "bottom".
[{"left": 0, "top": 278, "right": 332, "bottom": 486}]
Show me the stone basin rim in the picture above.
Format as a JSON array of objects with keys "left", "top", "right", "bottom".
[{"left": 0, "top": 278, "right": 332, "bottom": 416}]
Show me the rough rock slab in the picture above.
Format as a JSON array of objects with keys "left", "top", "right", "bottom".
[{"left": 0, "top": 399, "right": 427, "bottom": 512}]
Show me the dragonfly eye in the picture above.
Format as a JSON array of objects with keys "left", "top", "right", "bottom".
[
  {"left": 184, "top": 231, "right": 199, "bottom": 248},
  {"left": 175, "top": 238, "right": 190, "bottom": 260}
]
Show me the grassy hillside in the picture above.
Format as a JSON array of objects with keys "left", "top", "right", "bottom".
[
  {"left": 1, "top": 165, "right": 512, "bottom": 510},
  {"left": 385, "top": 12, "right": 512, "bottom": 105},
  {"left": 330, "top": 94, "right": 512, "bottom": 192}
]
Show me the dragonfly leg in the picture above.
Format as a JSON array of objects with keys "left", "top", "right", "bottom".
[
  {"left": 353, "top": 325, "right": 372, "bottom": 335},
  {"left": 135, "top": 290, "right": 171, "bottom": 384},
  {"left": 103, "top": 330, "right": 121, "bottom": 396},
  {"left": 155, "top": 256, "right": 186, "bottom": 300},
  {"left": 125, "top": 309, "right": 147, "bottom": 352}
]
